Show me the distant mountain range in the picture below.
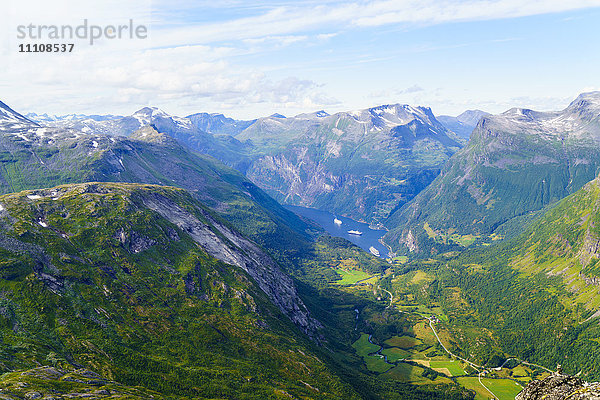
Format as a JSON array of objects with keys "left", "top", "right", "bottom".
[
  {"left": 26, "top": 112, "right": 122, "bottom": 123},
  {"left": 22, "top": 102, "right": 470, "bottom": 226},
  {"left": 235, "top": 103, "right": 465, "bottom": 226},
  {"left": 186, "top": 112, "right": 255, "bottom": 135}
]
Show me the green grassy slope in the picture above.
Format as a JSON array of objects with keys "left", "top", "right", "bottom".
[
  {"left": 0, "top": 182, "right": 358, "bottom": 399},
  {"left": 393, "top": 179, "right": 600, "bottom": 380}
]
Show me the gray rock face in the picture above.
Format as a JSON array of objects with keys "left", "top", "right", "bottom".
[
  {"left": 239, "top": 103, "right": 462, "bottom": 225},
  {"left": 517, "top": 373, "right": 600, "bottom": 400},
  {"left": 141, "top": 191, "right": 321, "bottom": 336}
]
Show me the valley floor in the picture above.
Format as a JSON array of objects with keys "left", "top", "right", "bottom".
[{"left": 327, "top": 260, "right": 555, "bottom": 400}]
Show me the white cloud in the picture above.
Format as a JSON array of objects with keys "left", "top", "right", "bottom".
[
  {"left": 2, "top": 0, "right": 599, "bottom": 117},
  {"left": 400, "top": 85, "right": 425, "bottom": 94},
  {"left": 3, "top": 39, "right": 337, "bottom": 117},
  {"left": 148, "top": 0, "right": 600, "bottom": 46},
  {"left": 351, "top": 0, "right": 600, "bottom": 27}
]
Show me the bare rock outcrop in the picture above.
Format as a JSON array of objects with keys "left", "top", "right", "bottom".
[
  {"left": 141, "top": 191, "right": 322, "bottom": 337},
  {"left": 516, "top": 372, "right": 600, "bottom": 400}
]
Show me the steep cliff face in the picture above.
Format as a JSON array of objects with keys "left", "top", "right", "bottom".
[
  {"left": 517, "top": 373, "right": 600, "bottom": 400},
  {"left": 140, "top": 189, "right": 320, "bottom": 335},
  {"left": 240, "top": 104, "right": 462, "bottom": 225},
  {"left": 0, "top": 182, "right": 319, "bottom": 336}
]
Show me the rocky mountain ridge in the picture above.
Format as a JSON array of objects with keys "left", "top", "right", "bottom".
[
  {"left": 0, "top": 182, "right": 319, "bottom": 335},
  {"left": 235, "top": 103, "right": 464, "bottom": 225},
  {"left": 0, "top": 182, "right": 361, "bottom": 398},
  {"left": 6, "top": 100, "right": 468, "bottom": 226}
]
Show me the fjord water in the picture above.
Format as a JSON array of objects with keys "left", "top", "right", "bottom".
[{"left": 285, "top": 205, "right": 389, "bottom": 257}]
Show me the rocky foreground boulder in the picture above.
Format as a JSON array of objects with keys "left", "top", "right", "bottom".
[{"left": 516, "top": 372, "right": 600, "bottom": 400}]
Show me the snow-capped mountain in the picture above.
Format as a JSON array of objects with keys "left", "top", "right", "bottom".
[
  {"left": 237, "top": 103, "right": 463, "bottom": 149},
  {"left": 0, "top": 101, "right": 39, "bottom": 131},
  {"left": 26, "top": 113, "right": 121, "bottom": 123},
  {"left": 0, "top": 102, "right": 115, "bottom": 152},
  {"left": 350, "top": 104, "right": 446, "bottom": 132},
  {"left": 490, "top": 92, "right": 600, "bottom": 140},
  {"left": 232, "top": 103, "right": 464, "bottom": 225},
  {"left": 293, "top": 110, "right": 330, "bottom": 119},
  {"left": 23, "top": 107, "right": 195, "bottom": 138}
]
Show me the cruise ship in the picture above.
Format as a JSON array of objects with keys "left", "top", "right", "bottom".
[
  {"left": 347, "top": 230, "right": 362, "bottom": 235},
  {"left": 369, "top": 246, "right": 380, "bottom": 257}
]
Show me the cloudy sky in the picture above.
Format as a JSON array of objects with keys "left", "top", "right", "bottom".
[{"left": 2, "top": 0, "right": 600, "bottom": 119}]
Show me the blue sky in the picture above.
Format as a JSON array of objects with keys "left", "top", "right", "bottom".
[{"left": 2, "top": 0, "right": 600, "bottom": 118}]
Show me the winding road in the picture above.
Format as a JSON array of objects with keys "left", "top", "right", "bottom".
[
  {"left": 380, "top": 286, "right": 394, "bottom": 309},
  {"left": 500, "top": 358, "right": 552, "bottom": 373},
  {"left": 425, "top": 316, "right": 498, "bottom": 399},
  {"left": 369, "top": 279, "right": 553, "bottom": 399},
  {"left": 379, "top": 282, "right": 498, "bottom": 400}
]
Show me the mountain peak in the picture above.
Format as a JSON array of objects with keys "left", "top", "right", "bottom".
[
  {"left": 294, "top": 110, "right": 330, "bottom": 119},
  {"left": 365, "top": 103, "right": 437, "bottom": 121},
  {"left": 0, "top": 101, "right": 39, "bottom": 128},
  {"left": 499, "top": 107, "right": 545, "bottom": 122},
  {"left": 132, "top": 106, "right": 170, "bottom": 118},
  {"left": 570, "top": 90, "right": 600, "bottom": 104},
  {"left": 565, "top": 91, "right": 600, "bottom": 120}
]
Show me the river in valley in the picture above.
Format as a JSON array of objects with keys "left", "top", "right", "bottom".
[{"left": 285, "top": 205, "right": 390, "bottom": 258}]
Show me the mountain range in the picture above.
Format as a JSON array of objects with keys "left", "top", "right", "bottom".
[
  {"left": 0, "top": 102, "right": 317, "bottom": 257},
  {"left": 385, "top": 92, "right": 600, "bottom": 254},
  {"left": 0, "top": 99, "right": 478, "bottom": 399},
  {"left": 235, "top": 104, "right": 464, "bottom": 226},
  {"left": 4, "top": 92, "right": 600, "bottom": 397},
  {"left": 24, "top": 103, "right": 471, "bottom": 226}
]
